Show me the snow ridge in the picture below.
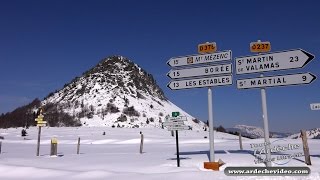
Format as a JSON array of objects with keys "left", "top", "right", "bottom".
[{"left": 227, "top": 125, "right": 290, "bottom": 138}]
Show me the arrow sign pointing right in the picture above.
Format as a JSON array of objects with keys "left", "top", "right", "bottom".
[
  {"left": 237, "top": 72, "right": 316, "bottom": 89},
  {"left": 236, "top": 49, "right": 315, "bottom": 74}
]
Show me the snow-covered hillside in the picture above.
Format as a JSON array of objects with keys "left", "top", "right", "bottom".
[
  {"left": 0, "top": 127, "right": 319, "bottom": 179},
  {"left": 227, "top": 125, "right": 290, "bottom": 139},
  {"left": 227, "top": 125, "right": 265, "bottom": 138},
  {"left": 289, "top": 128, "right": 320, "bottom": 139},
  {"left": 42, "top": 56, "right": 205, "bottom": 130}
]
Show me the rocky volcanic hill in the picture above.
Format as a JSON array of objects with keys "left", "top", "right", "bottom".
[{"left": 42, "top": 55, "right": 205, "bottom": 130}]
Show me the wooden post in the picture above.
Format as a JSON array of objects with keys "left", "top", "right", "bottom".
[
  {"left": 301, "top": 130, "right": 311, "bottom": 165},
  {"left": 171, "top": 130, "right": 174, "bottom": 137},
  {"left": 50, "top": 137, "right": 58, "bottom": 156},
  {"left": 140, "top": 132, "right": 144, "bottom": 154},
  {"left": 239, "top": 132, "right": 243, "bottom": 150},
  {"left": 36, "top": 126, "right": 41, "bottom": 156},
  {"left": 77, "top": 137, "right": 81, "bottom": 154},
  {"left": 0, "top": 141, "right": 2, "bottom": 154},
  {"left": 50, "top": 140, "right": 54, "bottom": 156}
]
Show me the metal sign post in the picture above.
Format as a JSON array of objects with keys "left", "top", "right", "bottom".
[
  {"left": 256, "top": 40, "right": 271, "bottom": 167},
  {"left": 175, "top": 130, "right": 180, "bottom": 167},
  {"left": 208, "top": 87, "right": 215, "bottom": 162},
  {"left": 260, "top": 74, "right": 272, "bottom": 167}
]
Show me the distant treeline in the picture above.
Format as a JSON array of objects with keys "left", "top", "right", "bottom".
[
  {"left": 213, "top": 124, "right": 255, "bottom": 139},
  {"left": 0, "top": 99, "right": 81, "bottom": 128},
  {"left": 217, "top": 125, "right": 255, "bottom": 139}
]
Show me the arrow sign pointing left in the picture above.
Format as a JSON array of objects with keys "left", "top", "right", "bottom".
[
  {"left": 237, "top": 72, "right": 316, "bottom": 89},
  {"left": 236, "top": 49, "right": 315, "bottom": 74},
  {"left": 310, "top": 103, "right": 320, "bottom": 110},
  {"left": 163, "top": 121, "right": 185, "bottom": 126},
  {"left": 167, "top": 75, "right": 232, "bottom": 90},
  {"left": 167, "top": 64, "right": 232, "bottom": 79},
  {"left": 167, "top": 50, "right": 232, "bottom": 67},
  {"left": 167, "top": 126, "right": 189, "bottom": 131}
]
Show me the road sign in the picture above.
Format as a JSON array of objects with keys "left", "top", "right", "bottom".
[
  {"left": 167, "top": 126, "right": 189, "bottom": 131},
  {"left": 310, "top": 103, "right": 320, "bottom": 110},
  {"left": 250, "top": 41, "right": 271, "bottom": 53},
  {"left": 37, "top": 121, "right": 47, "bottom": 124},
  {"left": 167, "top": 50, "right": 232, "bottom": 67},
  {"left": 237, "top": 72, "right": 316, "bottom": 89},
  {"left": 162, "top": 121, "right": 185, "bottom": 126},
  {"left": 168, "top": 116, "right": 187, "bottom": 121},
  {"left": 236, "top": 49, "right": 315, "bottom": 74},
  {"left": 35, "top": 118, "right": 43, "bottom": 121},
  {"left": 37, "top": 124, "right": 46, "bottom": 127},
  {"left": 167, "top": 64, "right": 232, "bottom": 79},
  {"left": 198, "top": 42, "right": 217, "bottom": 54},
  {"left": 35, "top": 114, "right": 44, "bottom": 121},
  {"left": 172, "top": 112, "right": 180, "bottom": 117},
  {"left": 167, "top": 75, "right": 232, "bottom": 90}
]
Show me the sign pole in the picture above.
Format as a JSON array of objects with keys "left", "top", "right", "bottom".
[
  {"left": 36, "top": 126, "right": 41, "bottom": 156},
  {"left": 255, "top": 39, "right": 271, "bottom": 167},
  {"left": 208, "top": 87, "right": 215, "bottom": 162},
  {"left": 260, "top": 74, "right": 271, "bottom": 167},
  {"left": 175, "top": 130, "right": 180, "bottom": 167}
]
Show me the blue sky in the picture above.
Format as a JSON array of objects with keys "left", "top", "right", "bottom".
[{"left": 0, "top": 0, "right": 319, "bottom": 133}]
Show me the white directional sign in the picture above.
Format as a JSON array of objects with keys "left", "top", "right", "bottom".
[
  {"left": 162, "top": 121, "right": 185, "bottom": 126},
  {"left": 167, "top": 125, "right": 189, "bottom": 131},
  {"left": 236, "top": 49, "right": 314, "bottom": 74},
  {"left": 167, "top": 116, "right": 187, "bottom": 121},
  {"left": 167, "top": 64, "right": 232, "bottom": 79},
  {"left": 310, "top": 103, "right": 320, "bottom": 110},
  {"left": 237, "top": 72, "right": 316, "bottom": 89},
  {"left": 167, "top": 75, "right": 232, "bottom": 90},
  {"left": 167, "top": 50, "right": 232, "bottom": 67}
]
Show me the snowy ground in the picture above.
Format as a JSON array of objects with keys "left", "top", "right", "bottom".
[{"left": 0, "top": 127, "right": 319, "bottom": 180}]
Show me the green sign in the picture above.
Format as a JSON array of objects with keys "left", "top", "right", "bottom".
[{"left": 172, "top": 112, "right": 180, "bottom": 117}]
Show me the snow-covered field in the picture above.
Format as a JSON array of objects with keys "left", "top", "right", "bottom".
[{"left": 0, "top": 127, "right": 319, "bottom": 179}]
